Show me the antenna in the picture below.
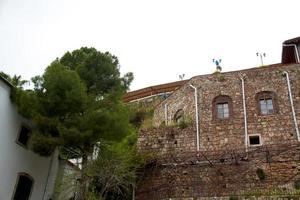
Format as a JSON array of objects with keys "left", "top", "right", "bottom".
[
  {"left": 256, "top": 52, "right": 266, "bottom": 66},
  {"left": 213, "top": 58, "right": 222, "bottom": 72},
  {"left": 179, "top": 74, "right": 185, "bottom": 80}
]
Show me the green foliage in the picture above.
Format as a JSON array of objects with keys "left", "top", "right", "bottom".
[
  {"left": 0, "top": 71, "right": 28, "bottom": 88},
  {"left": 178, "top": 119, "right": 191, "bottom": 129},
  {"left": 229, "top": 197, "right": 238, "bottom": 200},
  {"left": 218, "top": 74, "right": 225, "bottom": 82},
  {"left": 256, "top": 168, "right": 266, "bottom": 181},
  {"left": 128, "top": 103, "right": 154, "bottom": 129},
  {"left": 83, "top": 138, "right": 145, "bottom": 200},
  {"left": 11, "top": 48, "right": 133, "bottom": 159},
  {"left": 53, "top": 131, "right": 147, "bottom": 200},
  {"left": 169, "top": 117, "right": 192, "bottom": 129},
  {"left": 60, "top": 47, "right": 133, "bottom": 94},
  {"left": 295, "top": 180, "right": 300, "bottom": 190},
  {"left": 212, "top": 71, "right": 225, "bottom": 82}
]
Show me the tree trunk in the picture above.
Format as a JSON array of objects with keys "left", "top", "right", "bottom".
[{"left": 76, "top": 145, "right": 91, "bottom": 200}]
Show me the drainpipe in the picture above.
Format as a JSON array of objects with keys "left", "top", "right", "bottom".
[
  {"left": 283, "top": 71, "right": 300, "bottom": 142},
  {"left": 42, "top": 148, "right": 56, "bottom": 200},
  {"left": 282, "top": 44, "right": 300, "bottom": 63},
  {"left": 132, "top": 186, "right": 135, "bottom": 200},
  {"left": 240, "top": 77, "right": 248, "bottom": 151},
  {"left": 189, "top": 84, "right": 200, "bottom": 151},
  {"left": 164, "top": 103, "right": 168, "bottom": 125}
]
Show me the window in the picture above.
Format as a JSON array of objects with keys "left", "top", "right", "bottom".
[
  {"left": 13, "top": 173, "right": 34, "bottom": 200},
  {"left": 217, "top": 103, "right": 229, "bottom": 119},
  {"left": 212, "top": 95, "right": 233, "bottom": 120},
  {"left": 249, "top": 135, "right": 262, "bottom": 146},
  {"left": 17, "top": 125, "right": 31, "bottom": 147},
  {"left": 256, "top": 91, "right": 277, "bottom": 115},
  {"left": 173, "top": 109, "right": 184, "bottom": 123},
  {"left": 259, "top": 98, "right": 274, "bottom": 115}
]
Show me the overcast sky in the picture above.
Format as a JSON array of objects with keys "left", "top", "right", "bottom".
[{"left": 0, "top": 0, "right": 299, "bottom": 90}]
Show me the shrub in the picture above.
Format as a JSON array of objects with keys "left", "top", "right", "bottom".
[
  {"left": 218, "top": 74, "right": 225, "bottom": 82},
  {"left": 229, "top": 197, "right": 238, "bottom": 200},
  {"left": 294, "top": 179, "right": 300, "bottom": 190},
  {"left": 178, "top": 120, "right": 188, "bottom": 129},
  {"left": 256, "top": 168, "right": 266, "bottom": 181}
]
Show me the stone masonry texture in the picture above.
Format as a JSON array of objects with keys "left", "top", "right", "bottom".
[{"left": 136, "top": 64, "right": 300, "bottom": 199}]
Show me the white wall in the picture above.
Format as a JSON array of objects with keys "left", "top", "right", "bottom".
[{"left": 0, "top": 80, "right": 59, "bottom": 200}]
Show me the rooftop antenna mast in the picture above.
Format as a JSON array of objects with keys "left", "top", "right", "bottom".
[
  {"left": 256, "top": 52, "right": 266, "bottom": 66},
  {"left": 179, "top": 74, "right": 185, "bottom": 80},
  {"left": 213, "top": 58, "right": 222, "bottom": 72}
]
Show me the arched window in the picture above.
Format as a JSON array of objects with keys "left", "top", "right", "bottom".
[
  {"left": 173, "top": 109, "right": 184, "bottom": 123},
  {"left": 212, "top": 95, "right": 233, "bottom": 120},
  {"left": 13, "top": 173, "right": 34, "bottom": 200},
  {"left": 255, "top": 91, "right": 278, "bottom": 115}
]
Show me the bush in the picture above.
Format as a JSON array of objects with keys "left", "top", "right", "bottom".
[
  {"left": 229, "top": 197, "right": 238, "bottom": 200},
  {"left": 256, "top": 168, "right": 266, "bottom": 181},
  {"left": 178, "top": 120, "right": 188, "bottom": 129},
  {"left": 295, "top": 180, "right": 300, "bottom": 190}
]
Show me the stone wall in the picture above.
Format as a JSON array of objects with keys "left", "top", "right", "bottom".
[
  {"left": 136, "top": 64, "right": 300, "bottom": 199},
  {"left": 136, "top": 132, "right": 300, "bottom": 199},
  {"left": 153, "top": 64, "right": 300, "bottom": 150}
]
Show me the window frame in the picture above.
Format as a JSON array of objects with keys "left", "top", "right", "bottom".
[
  {"left": 212, "top": 95, "right": 233, "bottom": 121},
  {"left": 15, "top": 124, "right": 32, "bottom": 148},
  {"left": 12, "top": 172, "right": 34, "bottom": 200},
  {"left": 255, "top": 91, "right": 278, "bottom": 116}
]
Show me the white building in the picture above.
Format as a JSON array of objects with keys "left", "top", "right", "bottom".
[{"left": 0, "top": 77, "right": 59, "bottom": 200}]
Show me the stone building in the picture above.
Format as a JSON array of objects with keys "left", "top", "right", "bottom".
[{"left": 135, "top": 37, "right": 300, "bottom": 199}]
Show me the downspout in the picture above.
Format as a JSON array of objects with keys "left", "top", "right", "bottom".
[
  {"left": 164, "top": 103, "right": 168, "bottom": 125},
  {"left": 282, "top": 44, "right": 300, "bottom": 63},
  {"left": 42, "top": 149, "right": 56, "bottom": 200},
  {"left": 240, "top": 77, "right": 248, "bottom": 152},
  {"left": 132, "top": 186, "right": 135, "bottom": 200},
  {"left": 283, "top": 71, "right": 300, "bottom": 142},
  {"left": 189, "top": 84, "right": 200, "bottom": 151}
]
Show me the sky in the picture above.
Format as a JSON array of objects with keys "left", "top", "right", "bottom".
[{"left": 0, "top": 0, "right": 299, "bottom": 91}]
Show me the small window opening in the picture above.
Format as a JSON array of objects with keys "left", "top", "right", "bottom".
[
  {"left": 217, "top": 103, "right": 229, "bottom": 119},
  {"left": 249, "top": 135, "right": 261, "bottom": 146},
  {"left": 173, "top": 109, "right": 184, "bottom": 124},
  {"left": 17, "top": 126, "right": 31, "bottom": 147},
  {"left": 13, "top": 174, "right": 33, "bottom": 200}
]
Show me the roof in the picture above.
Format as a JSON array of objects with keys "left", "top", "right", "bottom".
[
  {"left": 283, "top": 36, "right": 300, "bottom": 45},
  {"left": 123, "top": 80, "right": 188, "bottom": 102},
  {"left": 0, "top": 76, "right": 14, "bottom": 88}
]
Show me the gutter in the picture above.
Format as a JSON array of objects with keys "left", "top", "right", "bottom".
[
  {"left": 189, "top": 84, "right": 200, "bottom": 151},
  {"left": 164, "top": 103, "right": 168, "bottom": 125},
  {"left": 240, "top": 77, "right": 248, "bottom": 151},
  {"left": 42, "top": 149, "right": 56, "bottom": 199},
  {"left": 283, "top": 71, "right": 300, "bottom": 142}
]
